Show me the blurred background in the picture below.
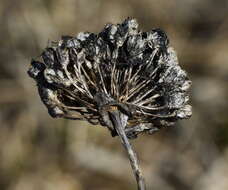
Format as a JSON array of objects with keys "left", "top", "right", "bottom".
[{"left": 0, "top": 0, "right": 228, "bottom": 189}]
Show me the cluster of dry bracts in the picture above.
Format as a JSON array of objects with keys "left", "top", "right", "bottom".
[
  {"left": 28, "top": 18, "right": 192, "bottom": 138},
  {"left": 28, "top": 18, "right": 192, "bottom": 190}
]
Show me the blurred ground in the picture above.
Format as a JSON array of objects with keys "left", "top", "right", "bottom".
[{"left": 0, "top": 0, "right": 228, "bottom": 190}]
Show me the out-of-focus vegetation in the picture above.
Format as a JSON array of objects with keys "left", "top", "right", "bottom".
[{"left": 0, "top": 0, "right": 228, "bottom": 189}]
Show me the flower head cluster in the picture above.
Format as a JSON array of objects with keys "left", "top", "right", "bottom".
[{"left": 28, "top": 18, "right": 192, "bottom": 138}]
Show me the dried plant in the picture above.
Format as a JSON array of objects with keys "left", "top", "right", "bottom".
[{"left": 28, "top": 18, "right": 192, "bottom": 190}]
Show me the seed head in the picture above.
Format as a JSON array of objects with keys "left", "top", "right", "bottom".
[{"left": 28, "top": 18, "right": 192, "bottom": 138}]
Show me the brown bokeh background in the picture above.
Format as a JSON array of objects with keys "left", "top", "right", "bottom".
[{"left": 1, "top": 0, "right": 228, "bottom": 190}]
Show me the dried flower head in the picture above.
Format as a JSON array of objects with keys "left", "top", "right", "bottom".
[
  {"left": 28, "top": 18, "right": 192, "bottom": 190},
  {"left": 28, "top": 18, "right": 191, "bottom": 138}
]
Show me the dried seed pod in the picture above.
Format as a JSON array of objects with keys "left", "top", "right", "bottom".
[
  {"left": 28, "top": 18, "right": 191, "bottom": 138},
  {"left": 28, "top": 18, "right": 192, "bottom": 190}
]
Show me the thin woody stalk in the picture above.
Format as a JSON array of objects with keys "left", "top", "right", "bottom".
[{"left": 109, "top": 110, "right": 146, "bottom": 190}]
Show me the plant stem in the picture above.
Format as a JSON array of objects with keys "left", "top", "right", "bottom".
[{"left": 109, "top": 110, "right": 146, "bottom": 190}]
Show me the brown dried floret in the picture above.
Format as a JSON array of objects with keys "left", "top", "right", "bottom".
[
  {"left": 28, "top": 18, "right": 191, "bottom": 138},
  {"left": 28, "top": 18, "right": 192, "bottom": 190}
]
